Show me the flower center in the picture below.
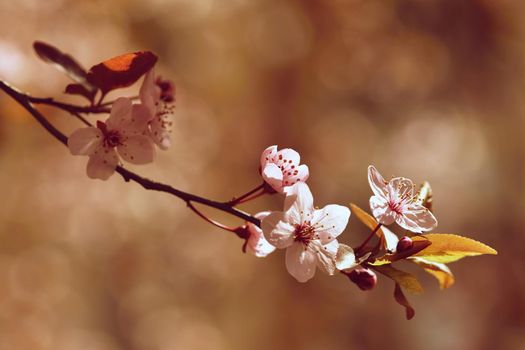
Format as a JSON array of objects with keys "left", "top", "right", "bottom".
[
  {"left": 294, "top": 222, "right": 315, "bottom": 245},
  {"left": 104, "top": 130, "right": 123, "bottom": 147}
]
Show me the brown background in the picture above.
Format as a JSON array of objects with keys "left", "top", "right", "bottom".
[{"left": 0, "top": 0, "right": 522, "bottom": 349}]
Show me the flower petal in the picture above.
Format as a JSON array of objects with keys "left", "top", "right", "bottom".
[
  {"left": 312, "top": 239, "right": 339, "bottom": 275},
  {"left": 275, "top": 148, "right": 300, "bottom": 167},
  {"left": 120, "top": 104, "right": 151, "bottom": 136},
  {"left": 368, "top": 165, "right": 388, "bottom": 198},
  {"left": 261, "top": 211, "right": 295, "bottom": 249},
  {"left": 261, "top": 163, "right": 283, "bottom": 192},
  {"left": 284, "top": 164, "right": 309, "bottom": 186},
  {"left": 397, "top": 205, "right": 438, "bottom": 233},
  {"left": 260, "top": 145, "right": 277, "bottom": 167},
  {"left": 335, "top": 243, "right": 357, "bottom": 271},
  {"left": 68, "top": 127, "right": 102, "bottom": 155},
  {"left": 285, "top": 241, "right": 316, "bottom": 282},
  {"left": 370, "top": 195, "right": 396, "bottom": 225},
  {"left": 117, "top": 135, "right": 155, "bottom": 165},
  {"left": 388, "top": 177, "right": 414, "bottom": 203},
  {"left": 149, "top": 112, "right": 172, "bottom": 150},
  {"left": 246, "top": 212, "right": 276, "bottom": 257},
  {"left": 311, "top": 204, "right": 351, "bottom": 244},
  {"left": 139, "top": 69, "right": 160, "bottom": 116},
  {"left": 86, "top": 147, "right": 118, "bottom": 180},
  {"left": 283, "top": 182, "right": 314, "bottom": 224},
  {"left": 107, "top": 97, "right": 133, "bottom": 130},
  {"left": 382, "top": 226, "right": 399, "bottom": 252}
]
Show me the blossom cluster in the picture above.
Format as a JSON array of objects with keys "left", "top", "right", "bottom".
[
  {"left": 67, "top": 69, "right": 174, "bottom": 180},
  {"left": 244, "top": 146, "right": 438, "bottom": 283}
]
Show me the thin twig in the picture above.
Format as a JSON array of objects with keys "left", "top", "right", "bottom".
[{"left": 0, "top": 79, "right": 261, "bottom": 226}]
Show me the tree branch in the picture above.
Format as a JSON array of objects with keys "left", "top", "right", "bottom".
[{"left": 0, "top": 79, "right": 261, "bottom": 226}]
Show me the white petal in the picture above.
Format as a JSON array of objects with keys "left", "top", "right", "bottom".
[
  {"left": 388, "top": 177, "right": 414, "bottom": 203},
  {"left": 397, "top": 205, "right": 438, "bottom": 233},
  {"left": 117, "top": 135, "right": 155, "bottom": 165},
  {"left": 86, "top": 147, "right": 118, "bottom": 180},
  {"left": 282, "top": 164, "right": 309, "bottom": 187},
  {"left": 261, "top": 212, "right": 295, "bottom": 249},
  {"left": 382, "top": 226, "right": 399, "bottom": 252},
  {"left": 312, "top": 239, "right": 339, "bottom": 276},
  {"left": 368, "top": 165, "right": 388, "bottom": 198},
  {"left": 275, "top": 148, "right": 300, "bottom": 166},
  {"left": 283, "top": 182, "right": 314, "bottom": 224},
  {"left": 285, "top": 241, "right": 316, "bottom": 283},
  {"left": 120, "top": 104, "right": 151, "bottom": 136},
  {"left": 260, "top": 145, "right": 277, "bottom": 167},
  {"left": 261, "top": 163, "right": 283, "bottom": 192},
  {"left": 370, "top": 195, "right": 396, "bottom": 225},
  {"left": 149, "top": 112, "right": 172, "bottom": 150},
  {"left": 246, "top": 212, "right": 276, "bottom": 257},
  {"left": 68, "top": 127, "right": 102, "bottom": 155},
  {"left": 139, "top": 69, "right": 160, "bottom": 116},
  {"left": 311, "top": 204, "right": 351, "bottom": 244},
  {"left": 107, "top": 97, "right": 133, "bottom": 130},
  {"left": 335, "top": 243, "right": 357, "bottom": 270}
]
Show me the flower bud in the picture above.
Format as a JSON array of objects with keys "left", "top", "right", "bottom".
[
  {"left": 346, "top": 268, "right": 377, "bottom": 291},
  {"left": 155, "top": 77, "right": 175, "bottom": 102},
  {"left": 396, "top": 236, "right": 413, "bottom": 252}
]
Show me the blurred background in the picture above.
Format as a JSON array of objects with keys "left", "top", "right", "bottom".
[{"left": 0, "top": 0, "right": 522, "bottom": 349}]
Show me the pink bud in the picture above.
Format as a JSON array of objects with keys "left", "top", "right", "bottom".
[
  {"left": 347, "top": 268, "right": 377, "bottom": 291},
  {"left": 396, "top": 236, "right": 413, "bottom": 252}
]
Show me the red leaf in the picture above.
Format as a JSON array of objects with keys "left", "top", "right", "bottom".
[
  {"left": 394, "top": 283, "right": 415, "bottom": 320},
  {"left": 33, "top": 41, "right": 87, "bottom": 84},
  {"left": 86, "top": 51, "right": 158, "bottom": 94}
]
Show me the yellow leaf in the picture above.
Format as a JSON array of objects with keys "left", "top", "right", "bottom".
[
  {"left": 373, "top": 265, "right": 424, "bottom": 295},
  {"left": 350, "top": 203, "right": 398, "bottom": 250},
  {"left": 410, "top": 257, "right": 455, "bottom": 289},
  {"left": 412, "top": 234, "right": 497, "bottom": 263}
]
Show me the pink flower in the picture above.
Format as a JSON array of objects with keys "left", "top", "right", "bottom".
[
  {"left": 67, "top": 97, "right": 155, "bottom": 180},
  {"left": 262, "top": 182, "right": 350, "bottom": 282},
  {"left": 138, "top": 69, "right": 174, "bottom": 150},
  {"left": 245, "top": 212, "right": 276, "bottom": 257},
  {"left": 260, "top": 146, "right": 309, "bottom": 193},
  {"left": 368, "top": 165, "right": 437, "bottom": 233}
]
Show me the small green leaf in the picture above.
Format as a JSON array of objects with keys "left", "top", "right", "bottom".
[{"left": 413, "top": 234, "right": 497, "bottom": 263}]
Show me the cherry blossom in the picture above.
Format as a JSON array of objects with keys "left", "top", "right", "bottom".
[
  {"left": 260, "top": 146, "right": 309, "bottom": 193},
  {"left": 245, "top": 212, "right": 276, "bottom": 257},
  {"left": 68, "top": 97, "right": 155, "bottom": 180},
  {"left": 262, "top": 182, "right": 350, "bottom": 282},
  {"left": 368, "top": 165, "right": 437, "bottom": 233},
  {"left": 138, "top": 69, "right": 174, "bottom": 150}
]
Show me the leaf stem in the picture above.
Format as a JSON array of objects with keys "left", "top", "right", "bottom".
[{"left": 355, "top": 223, "right": 382, "bottom": 254}]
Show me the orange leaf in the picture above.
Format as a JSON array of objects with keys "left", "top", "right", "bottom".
[{"left": 87, "top": 51, "right": 158, "bottom": 94}]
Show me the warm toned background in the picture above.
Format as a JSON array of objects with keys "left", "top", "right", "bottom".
[{"left": 0, "top": 0, "right": 522, "bottom": 349}]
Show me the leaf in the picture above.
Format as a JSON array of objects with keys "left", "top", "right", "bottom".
[
  {"left": 370, "top": 240, "right": 432, "bottom": 266},
  {"left": 412, "top": 234, "right": 497, "bottom": 264},
  {"left": 373, "top": 264, "right": 424, "bottom": 295},
  {"left": 410, "top": 257, "right": 455, "bottom": 289},
  {"left": 33, "top": 41, "right": 88, "bottom": 84},
  {"left": 65, "top": 83, "right": 97, "bottom": 102},
  {"left": 394, "top": 283, "right": 415, "bottom": 320},
  {"left": 350, "top": 203, "right": 391, "bottom": 250},
  {"left": 86, "top": 51, "right": 158, "bottom": 94}
]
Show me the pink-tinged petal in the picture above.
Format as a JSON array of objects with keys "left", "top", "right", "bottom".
[
  {"left": 261, "top": 163, "right": 283, "bottom": 192},
  {"left": 283, "top": 182, "right": 314, "bottom": 224},
  {"left": 107, "top": 97, "right": 133, "bottom": 130},
  {"left": 388, "top": 177, "right": 414, "bottom": 203},
  {"left": 246, "top": 212, "right": 276, "bottom": 257},
  {"left": 284, "top": 164, "right": 309, "bottom": 185},
  {"left": 260, "top": 145, "right": 277, "bottom": 167},
  {"left": 121, "top": 104, "right": 151, "bottom": 136},
  {"left": 285, "top": 241, "right": 316, "bottom": 282},
  {"left": 368, "top": 165, "right": 388, "bottom": 198},
  {"left": 139, "top": 69, "right": 160, "bottom": 116},
  {"left": 335, "top": 244, "right": 357, "bottom": 271},
  {"left": 370, "top": 195, "right": 396, "bottom": 225},
  {"left": 68, "top": 127, "right": 102, "bottom": 155},
  {"left": 397, "top": 205, "right": 437, "bottom": 233},
  {"left": 275, "top": 148, "right": 300, "bottom": 166},
  {"left": 311, "top": 204, "right": 351, "bottom": 244},
  {"left": 117, "top": 135, "right": 155, "bottom": 165},
  {"left": 149, "top": 112, "right": 172, "bottom": 150},
  {"left": 86, "top": 147, "right": 118, "bottom": 180},
  {"left": 312, "top": 239, "right": 339, "bottom": 276},
  {"left": 261, "top": 212, "right": 295, "bottom": 248}
]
